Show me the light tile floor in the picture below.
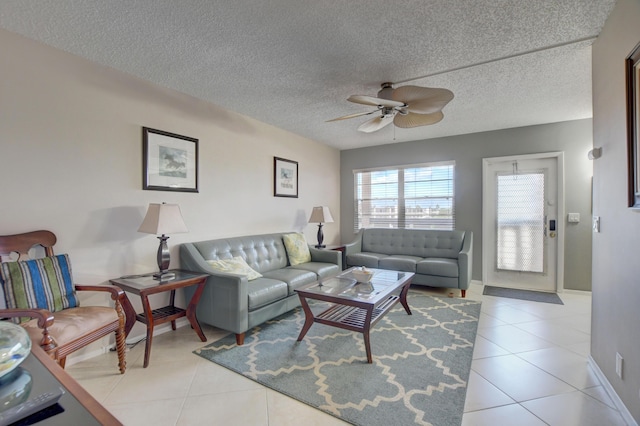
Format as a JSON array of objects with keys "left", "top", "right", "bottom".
[{"left": 67, "top": 282, "right": 629, "bottom": 425}]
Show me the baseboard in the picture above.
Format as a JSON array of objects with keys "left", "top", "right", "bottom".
[
  {"left": 588, "top": 356, "right": 638, "bottom": 426},
  {"left": 65, "top": 317, "right": 191, "bottom": 367}
]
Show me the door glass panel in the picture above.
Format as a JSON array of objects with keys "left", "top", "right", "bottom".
[{"left": 496, "top": 171, "right": 545, "bottom": 273}]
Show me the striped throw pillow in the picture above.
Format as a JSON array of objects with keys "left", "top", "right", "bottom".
[{"left": 0, "top": 254, "right": 78, "bottom": 323}]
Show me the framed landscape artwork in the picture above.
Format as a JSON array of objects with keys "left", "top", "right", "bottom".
[
  {"left": 626, "top": 42, "right": 640, "bottom": 208},
  {"left": 143, "top": 127, "right": 199, "bottom": 193},
  {"left": 273, "top": 157, "right": 298, "bottom": 198}
]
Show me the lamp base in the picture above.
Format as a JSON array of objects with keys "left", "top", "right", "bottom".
[
  {"left": 153, "top": 271, "right": 175, "bottom": 281},
  {"left": 315, "top": 223, "right": 325, "bottom": 249}
]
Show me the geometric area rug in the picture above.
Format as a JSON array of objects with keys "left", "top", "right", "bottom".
[
  {"left": 483, "top": 285, "right": 564, "bottom": 305},
  {"left": 194, "top": 292, "right": 481, "bottom": 426}
]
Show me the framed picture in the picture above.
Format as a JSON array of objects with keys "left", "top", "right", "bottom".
[
  {"left": 626, "top": 42, "right": 640, "bottom": 208},
  {"left": 143, "top": 127, "right": 198, "bottom": 193},
  {"left": 273, "top": 157, "right": 298, "bottom": 198}
]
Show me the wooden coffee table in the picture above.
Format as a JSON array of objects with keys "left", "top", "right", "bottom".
[{"left": 295, "top": 267, "right": 414, "bottom": 363}]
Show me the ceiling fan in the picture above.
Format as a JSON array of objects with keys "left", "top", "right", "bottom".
[{"left": 327, "top": 82, "right": 454, "bottom": 133}]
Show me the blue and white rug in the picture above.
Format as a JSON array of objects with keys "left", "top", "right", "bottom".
[{"left": 194, "top": 292, "right": 481, "bottom": 426}]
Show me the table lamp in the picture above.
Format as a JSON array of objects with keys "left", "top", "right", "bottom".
[
  {"left": 308, "top": 206, "right": 334, "bottom": 248},
  {"left": 138, "top": 202, "right": 188, "bottom": 280}
]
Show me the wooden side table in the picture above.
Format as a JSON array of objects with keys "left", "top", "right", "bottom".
[{"left": 109, "top": 270, "right": 208, "bottom": 368}]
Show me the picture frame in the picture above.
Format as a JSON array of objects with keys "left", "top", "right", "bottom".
[
  {"left": 143, "top": 127, "right": 199, "bottom": 193},
  {"left": 273, "top": 157, "right": 298, "bottom": 198},
  {"left": 626, "top": 42, "right": 640, "bottom": 208}
]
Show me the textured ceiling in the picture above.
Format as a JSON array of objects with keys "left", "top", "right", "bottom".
[{"left": 0, "top": 1, "right": 617, "bottom": 150}]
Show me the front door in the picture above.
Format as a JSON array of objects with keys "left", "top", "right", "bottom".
[{"left": 483, "top": 153, "right": 564, "bottom": 292}]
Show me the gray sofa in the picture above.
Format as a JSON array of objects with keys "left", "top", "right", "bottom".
[
  {"left": 179, "top": 232, "right": 341, "bottom": 345},
  {"left": 343, "top": 228, "right": 473, "bottom": 297}
]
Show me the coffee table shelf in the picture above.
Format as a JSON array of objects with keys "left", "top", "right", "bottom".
[{"left": 316, "top": 295, "right": 399, "bottom": 331}]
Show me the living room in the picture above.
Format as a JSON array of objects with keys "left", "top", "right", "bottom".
[{"left": 1, "top": 1, "right": 639, "bottom": 425}]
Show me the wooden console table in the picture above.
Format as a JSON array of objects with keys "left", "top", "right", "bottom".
[
  {"left": 11, "top": 346, "right": 122, "bottom": 425},
  {"left": 109, "top": 270, "right": 209, "bottom": 368}
]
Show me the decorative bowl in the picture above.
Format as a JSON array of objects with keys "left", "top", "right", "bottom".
[
  {"left": 352, "top": 268, "right": 374, "bottom": 283},
  {"left": 0, "top": 322, "right": 32, "bottom": 379}
]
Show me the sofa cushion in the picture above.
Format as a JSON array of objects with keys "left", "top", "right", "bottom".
[
  {"left": 0, "top": 254, "right": 78, "bottom": 323},
  {"left": 206, "top": 257, "right": 262, "bottom": 280},
  {"left": 346, "top": 252, "right": 387, "bottom": 268},
  {"left": 192, "top": 234, "right": 289, "bottom": 273},
  {"left": 378, "top": 255, "right": 422, "bottom": 273},
  {"left": 416, "top": 258, "right": 459, "bottom": 278},
  {"left": 247, "top": 278, "right": 288, "bottom": 311},
  {"left": 262, "top": 269, "right": 317, "bottom": 294},
  {"left": 282, "top": 233, "right": 311, "bottom": 266},
  {"left": 288, "top": 262, "right": 340, "bottom": 279},
  {"left": 362, "top": 229, "right": 465, "bottom": 259}
]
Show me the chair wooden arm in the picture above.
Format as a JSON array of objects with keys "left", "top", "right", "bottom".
[
  {"left": 0, "top": 308, "right": 57, "bottom": 351},
  {"left": 75, "top": 284, "right": 126, "bottom": 302}
]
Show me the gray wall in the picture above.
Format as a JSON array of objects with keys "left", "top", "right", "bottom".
[
  {"left": 340, "top": 119, "right": 594, "bottom": 291},
  {"left": 592, "top": 0, "right": 640, "bottom": 422}
]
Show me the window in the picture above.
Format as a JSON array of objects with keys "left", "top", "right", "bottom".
[{"left": 354, "top": 161, "right": 455, "bottom": 231}]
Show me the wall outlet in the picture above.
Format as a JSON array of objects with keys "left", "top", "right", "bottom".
[
  {"left": 593, "top": 216, "right": 600, "bottom": 233},
  {"left": 616, "top": 352, "right": 623, "bottom": 378}
]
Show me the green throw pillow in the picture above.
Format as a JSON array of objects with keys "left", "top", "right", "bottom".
[
  {"left": 206, "top": 257, "right": 262, "bottom": 281},
  {"left": 283, "top": 233, "right": 311, "bottom": 266},
  {"left": 0, "top": 254, "right": 79, "bottom": 323}
]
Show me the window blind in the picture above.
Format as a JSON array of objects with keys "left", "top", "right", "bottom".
[{"left": 354, "top": 161, "right": 455, "bottom": 231}]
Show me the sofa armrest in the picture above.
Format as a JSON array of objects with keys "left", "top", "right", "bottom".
[
  {"left": 309, "top": 246, "right": 341, "bottom": 268},
  {"left": 458, "top": 231, "right": 473, "bottom": 289},
  {"left": 179, "top": 243, "right": 250, "bottom": 334},
  {"left": 342, "top": 229, "right": 364, "bottom": 256}
]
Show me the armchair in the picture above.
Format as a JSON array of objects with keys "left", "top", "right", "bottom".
[{"left": 0, "top": 230, "right": 126, "bottom": 373}]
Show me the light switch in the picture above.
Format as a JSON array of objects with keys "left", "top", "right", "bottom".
[
  {"left": 568, "top": 213, "right": 580, "bottom": 223},
  {"left": 593, "top": 216, "right": 600, "bottom": 232}
]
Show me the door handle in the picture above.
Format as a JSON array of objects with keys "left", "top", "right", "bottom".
[{"left": 548, "top": 219, "right": 556, "bottom": 238}]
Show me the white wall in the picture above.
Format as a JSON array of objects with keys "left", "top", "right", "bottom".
[
  {"left": 0, "top": 29, "right": 340, "bottom": 359},
  {"left": 592, "top": 0, "right": 640, "bottom": 422}
]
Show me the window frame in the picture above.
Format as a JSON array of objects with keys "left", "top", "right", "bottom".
[{"left": 353, "top": 160, "right": 455, "bottom": 232}]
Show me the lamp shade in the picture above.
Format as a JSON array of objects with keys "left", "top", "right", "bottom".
[
  {"left": 308, "top": 206, "right": 334, "bottom": 224},
  {"left": 138, "top": 203, "right": 188, "bottom": 235}
]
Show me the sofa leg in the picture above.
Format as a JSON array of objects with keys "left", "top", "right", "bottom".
[
  {"left": 461, "top": 289, "right": 466, "bottom": 298},
  {"left": 235, "top": 333, "right": 245, "bottom": 346}
]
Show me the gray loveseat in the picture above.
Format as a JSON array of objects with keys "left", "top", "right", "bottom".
[
  {"left": 343, "top": 228, "right": 473, "bottom": 297},
  {"left": 179, "top": 232, "right": 341, "bottom": 345}
]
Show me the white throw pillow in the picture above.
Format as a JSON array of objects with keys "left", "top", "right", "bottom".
[{"left": 206, "top": 257, "right": 262, "bottom": 281}]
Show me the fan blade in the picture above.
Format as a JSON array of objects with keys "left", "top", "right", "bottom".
[
  {"left": 357, "top": 114, "right": 395, "bottom": 133},
  {"left": 392, "top": 86, "right": 454, "bottom": 114},
  {"left": 348, "top": 95, "right": 405, "bottom": 108},
  {"left": 326, "top": 110, "right": 378, "bottom": 122},
  {"left": 393, "top": 111, "right": 444, "bottom": 128}
]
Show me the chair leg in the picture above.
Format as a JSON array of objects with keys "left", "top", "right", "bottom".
[
  {"left": 115, "top": 329, "right": 126, "bottom": 374},
  {"left": 114, "top": 298, "right": 127, "bottom": 374}
]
